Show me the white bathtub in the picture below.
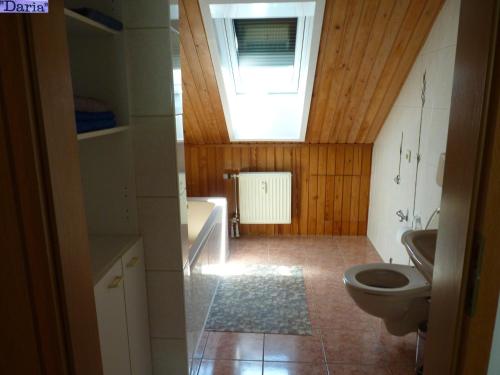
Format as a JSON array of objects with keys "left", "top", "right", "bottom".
[{"left": 184, "top": 197, "right": 228, "bottom": 369}]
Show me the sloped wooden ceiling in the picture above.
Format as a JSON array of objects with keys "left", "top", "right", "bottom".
[{"left": 180, "top": 0, "right": 444, "bottom": 145}]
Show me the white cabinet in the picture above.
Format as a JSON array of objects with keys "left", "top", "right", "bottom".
[
  {"left": 94, "top": 261, "right": 131, "bottom": 375},
  {"left": 94, "top": 238, "right": 151, "bottom": 375},
  {"left": 122, "top": 240, "right": 152, "bottom": 375}
]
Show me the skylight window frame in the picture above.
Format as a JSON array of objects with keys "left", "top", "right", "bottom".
[
  {"left": 199, "top": 0, "right": 325, "bottom": 142},
  {"left": 224, "top": 16, "right": 307, "bottom": 94}
]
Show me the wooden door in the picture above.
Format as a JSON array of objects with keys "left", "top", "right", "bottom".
[
  {"left": 456, "top": 13, "right": 500, "bottom": 374},
  {"left": 425, "top": 0, "right": 500, "bottom": 373},
  {"left": 0, "top": 1, "right": 102, "bottom": 374},
  {"left": 122, "top": 240, "right": 153, "bottom": 375},
  {"left": 94, "top": 261, "right": 131, "bottom": 375}
]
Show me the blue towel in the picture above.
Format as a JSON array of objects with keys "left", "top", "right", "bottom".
[
  {"left": 72, "top": 8, "right": 123, "bottom": 31},
  {"left": 76, "top": 118, "right": 116, "bottom": 134},
  {"left": 75, "top": 111, "right": 115, "bottom": 121}
]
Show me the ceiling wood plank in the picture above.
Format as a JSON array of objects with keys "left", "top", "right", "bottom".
[
  {"left": 320, "top": 0, "right": 365, "bottom": 142},
  {"left": 355, "top": 0, "right": 429, "bottom": 142},
  {"left": 328, "top": 0, "right": 382, "bottom": 143},
  {"left": 365, "top": 0, "right": 445, "bottom": 142},
  {"left": 180, "top": 0, "right": 445, "bottom": 145},
  {"left": 181, "top": 0, "right": 229, "bottom": 143}
]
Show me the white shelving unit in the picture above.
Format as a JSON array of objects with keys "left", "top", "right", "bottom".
[
  {"left": 77, "top": 125, "right": 129, "bottom": 141},
  {"left": 64, "top": 8, "right": 119, "bottom": 36}
]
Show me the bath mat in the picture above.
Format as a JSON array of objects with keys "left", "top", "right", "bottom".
[{"left": 206, "top": 264, "right": 312, "bottom": 335}]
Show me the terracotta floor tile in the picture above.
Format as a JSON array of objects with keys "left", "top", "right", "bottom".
[
  {"left": 263, "top": 333, "right": 325, "bottom": 363},
  {"left": 327, "top": 363, "right": 392, "bottom": 375},
  {"left": 222, "top": 236, "right": 415, "bottom": 372},
  {"left": 203, "top": 332, "right": 264, "bottom": 361},
  {"left": 263, "top": 362, "right": 328, "bottom": 375},
  {"left": 386, "top": 362, "right": 417, "bottom": 375},
  {"left": 197, "top": 360, "right": 263, "bottom": 375},
  {"left": 322, "top": 328, "right": 387, "bottom": 365}
]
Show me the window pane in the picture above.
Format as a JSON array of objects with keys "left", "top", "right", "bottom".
[{"left": 233, "top": 18, "right": 297, "bottom": 67}]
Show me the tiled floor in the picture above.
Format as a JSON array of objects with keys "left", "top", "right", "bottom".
[{"left": 191, "top": 236, "right": 417, "bottom": 375}]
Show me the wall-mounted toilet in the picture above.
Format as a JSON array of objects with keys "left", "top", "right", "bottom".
[{"left": 343, "top": 230, "right": 437, "bottom": 336}]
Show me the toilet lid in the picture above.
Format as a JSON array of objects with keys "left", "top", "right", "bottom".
[{"left": 343, "top": 263, "right": 431, "bottom": 297}]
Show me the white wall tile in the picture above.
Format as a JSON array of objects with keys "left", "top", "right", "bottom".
[
  {"left": 126, "top": 29, "right": 174, "bottom": 116},
  {"left": 133, "top": 116, "right": 179, "bottom": 197},
  {"left": 368, "top": 0, "right": 460, "bottom": 263},
  {"left": 147, "top": 271, "right": 187, "bottom": 338},
  {"left": 125, "top": 0, "right": 170, "bottom": 28},
  {"left": 151, "top": 338, "right": 189, "bottom": 375},
  {"left": 137, "top": 197, "right": 183, "bottom": 270}
]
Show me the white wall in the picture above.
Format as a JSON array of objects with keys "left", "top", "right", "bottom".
[
  {"left": 126, "top": 0, "right": 190, "bottom": 374},
  {"left": 367, "top": 0, "right": 461, "bottom": 264}
]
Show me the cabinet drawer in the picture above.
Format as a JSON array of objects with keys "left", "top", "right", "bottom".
[{"left": 94, "top": 261, "right": 131, "bottom": 375}]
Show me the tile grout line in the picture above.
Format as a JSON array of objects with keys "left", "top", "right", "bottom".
[{"left": 261, "top": 334, "right": 266, "bottom": 375}]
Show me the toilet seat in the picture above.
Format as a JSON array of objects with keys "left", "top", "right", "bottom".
[{"left": 343, "top": 263, "right": 431, "bottom": 297}]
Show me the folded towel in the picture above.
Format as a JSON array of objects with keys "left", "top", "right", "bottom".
[
  {"left": 72, "top": 8, "right": 123, "bottom": 31},
  {"left": 76, "top": 118, "right": 116, "bottom": 134},
  {"left": 75, "top": 111, "right": 115, "bottom": 122},
  {"left": 74, "top": 96, "right": 110, "bottom": 112}
]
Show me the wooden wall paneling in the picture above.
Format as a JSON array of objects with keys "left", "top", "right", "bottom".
[
  {"left": 359, "top": 144, "right": 373, "bottom": 234},
  {"left": 274, "top": 146, "right": 285, "bottom": 234},
  {"left": 179, "top": 42, "right": 215, "bottom": 144},
  {"left": 347, "top": 0, "right": 410, "bottom": 143},
  {"left": 307, "top": 0, "right": 350, "bottom": 143},
  {"left": 339, "top": 0, "right": 397, "bottom": 143},
  {"left": 356, "top": 0, "right": 428, "bottom": 142},
  {"left": 215, "top": 146, "right": 225, "bottom": 195},
  {"left": 185, "top": 144, "right": 372, "bottom": 236},
  {"left": 282, "top": 146, "right": 294, "bottom": 234},
  {"left": 199, "top": 146, "right": 208, "bottom": 196},
  {"left": 223, "top": 147, "right": 235, "bottom": 221},
  {"left": 299, "top": 146, "right": 310, "bottom": 234},
  {"left": 341, "top": 176, "right": 352, "bottom": 235},
  {"left": 321, "top": 0, "right": 365, "bottom": 142},
  {"left": 328, "top": 0, "right": 381, "bottom": 143},
  {"left": 181, "top": 0, "right": 228, "bottom": 143},
  {"left": 316, "top": 145, "right": 328, "bottom": 235},
  {"left": 207, "top": 146, "right": 217, "bottom": 195},
  {"left": 292, "top": 147, "right": 301, "bottom": 234},
  {"left": 179, "top": 0, "right": 227, "bottom": 144},
  {"left": 307, "top": 145, "right": 319, "bottom": 234},
  {"left": 365, "top": 0, "right": 446, "bottom": 142},
  {"left": 181, "top": 0, "right": 443, "bottom": 144},
  {"left": 350, "top": 176, "right": 361, "bottom": 235},
  {"left": 189, "top": 146, "right": 200, "bottom": 196},
  {"left": 181, "top": 86, "right": 203, "bottom": 144},
  {"left": 324, "top": 145, "right": 337, "bottom": 235}
]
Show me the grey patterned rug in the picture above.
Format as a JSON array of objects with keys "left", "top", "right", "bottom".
[{"left": 205, "top": 264, "right": 312, "bottom": 335}]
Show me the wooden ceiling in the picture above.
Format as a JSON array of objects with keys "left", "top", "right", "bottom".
[{"left": 179, "top": 0, "right": 444, "bottom": 145}]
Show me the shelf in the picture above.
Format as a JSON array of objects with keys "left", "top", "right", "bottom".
[
  {"left": 77, "top": 125, "right": 129, "bottom": 141},
  {"left": 89, "top": 235, "right": 141, "bottom": 285},
  {"left": 65, "top": 8, "right": 120, "bottom": 36}
]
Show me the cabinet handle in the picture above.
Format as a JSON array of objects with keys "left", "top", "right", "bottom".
[
  {"left": 126, "top": 256, "right": 140, "bottom": 268},
  {"left": 108, "top": 276, "right": 123, "bottom": 289}
]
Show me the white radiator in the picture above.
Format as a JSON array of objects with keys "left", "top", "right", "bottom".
[{"left": 238, "top": 172, "right": 292, "bottom": 224}]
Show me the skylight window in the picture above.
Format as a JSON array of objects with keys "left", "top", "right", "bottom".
[
  {"left": 234, "top": 18, "right": 297, "bottom": 67},
  {"left": 228, "top": 17, "right": 303, "bottom": 94},
  {"left": 200, "top": 1, "right": 325, "bottom": 141}
]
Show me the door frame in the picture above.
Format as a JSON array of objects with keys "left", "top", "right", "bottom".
[
  {"left": 0, "top": 1, "right": 103, "bottom": 374},
  {"left": 425, "top": 0, "right": 500, "bottom": 373}
]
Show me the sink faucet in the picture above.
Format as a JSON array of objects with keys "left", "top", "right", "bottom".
[{"left": 396, "top": 209, "right": 408, "bottom": 222}]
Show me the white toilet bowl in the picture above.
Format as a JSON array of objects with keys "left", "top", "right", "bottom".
[{"left": 343, "top": 263, "right": 431, "bottom": 336}]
